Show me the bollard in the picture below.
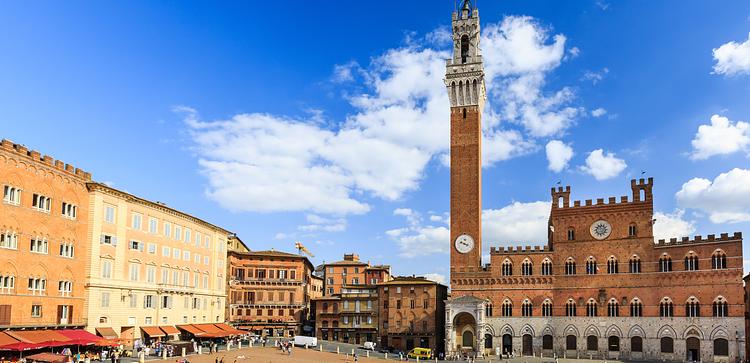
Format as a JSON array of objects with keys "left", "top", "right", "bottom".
[
  {"left": 319, "top": 345, "right": 323, "bottom": 352},
  {"left": 198, "top": 346, "right": 202, "bottom": 355},
  {"left": 385, "top": 352, "right": 388, "bottom": 359},
  {"left": 162, "top": 350, "right": 167, "bottom": 360},
  {"left": 366, "top": 351, "right": 369, "bottom": 358},
  {"left": 337, "top": 346, "right": 340, "bottom": 354},
  {"left": 138, "top": 351, "right": 145, "bottom": 363},
  {"left": 227, "top": 343, "right": 231, "bottom": 352},
  {"left": 181, "top": 347, "right": 186, "bottom": 357},
  {"left": 239, "top": 341, "right": 242, "bottom": 350},
  {"left": 417, "top": 356, "right": 420, "bottom": 362}
]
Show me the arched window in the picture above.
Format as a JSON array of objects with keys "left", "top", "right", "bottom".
[
  {"left": 502, "top": 299, "right": 513, "bottom": 317},
  {"left": 484, "top": 334, "right": 493, "bottom": 349},
  {"left": 460, "top": 35, "right": 470, "bottom": 63},
  {"left": 541, "top": 299, "right": 553, "bottom": 317},
  {"left": 322, "top": 320, "right": 328, "bottom": 328},
  {"left": 660, "top": 337, "right": 674, "bottom": 353},
  {"left": 322, "top": 302, "right": 328, "bottom": 311},
  {"left": 521, "top": 259, "right": 533, "bottom": 276},
  {"left": 685, "top": 296, "right": 700, "bottom": 317},
  {"left": 630, "top": 298, "right": 643, "bottom": 317},
  {"left": 631, "top": 336, "right": 643, "bottom": 352},
  {"left": 567, "top": 227, "right": 575, "bottom": 241},
  {"left": 713, "top": 296, "right": 728, "bottom": 317},
  {"left": 608, "top": 336, "right": 620, "bottom": 351},
  {"left": 541, "top": 258, "right": 553, "bottom": 275},
  {"left": 659, "top": 254, "right": 672, "bottom": 272},
  {"left": 684, "top": 252, "right": 699, "bottom": 271},
  {"left": 502, "top": 259, "right": 513, "bottom": 276},
  {"left": 607, "top": 298, "right": 619, "bottom": 317},
  {"left": 714, "top": 338, "right": 729, "bottom": 356},
  {"left": 566, "top": 335, "right": 577, "bottom": 350},
  {"left": 607, "top": 256, "right": 618, "bottom": 274},
  {"left": 472, "top": 79, "right": 478, "bottom": 104},
  {"left": 629, "top": 255, "right": 642, "bottom": 273},
  {"left": 712, "top": 250, "right": 727, "bottom": 269},
  {"left": 659, "top": 297, "right": 674, "bottom": 317},
  {"left": 485, "top": 301, "right": 493, "bottom": 317},
  {"left": 586, "top": 298, "right": 597, "bottom": 317},
  {"left": 522, "top": 299, "right": 533, "bottom": 317},
  {"left": 587, "top": 335, "right": 598, "bottom": 351},
  {"left": 565, "top": 299, "right": 576, "bottom": 317},
  {"left": 543, "top": 335, "right": 553, "bottom": 350},
  {"left": 586, "top": 256, "right": 597, "bottom": 275},
  {"left": 628, "top": 223, "right": 637, "bottom": 237},
  {"left": 462, "top": 330, "right": 473, "bottom": 347},
  {"left": 565, "top": 257, "right": 576, "bottom": 275}
]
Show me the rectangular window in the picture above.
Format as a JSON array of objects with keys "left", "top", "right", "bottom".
[
  {"left": 144, "top": 295, "right": 155, "bottom": 309},
  {"left": 101, "top": 260, "right": 112, "bottom": 279},
  {"left": 30, "top": 238, "right": 48, "bottom": 254},
  {"left": 59, "top": 242, "right": 74, "bottom": 258},
  {"left": 27, "top": 277, "right": 46, "bottom": 294},
  {"left": 129, "top": 263, "right": 140, "bottom": 281},
  {"left": 162, "top": 246, "right": 170, "bottom": 257},
  {"left": 161, "top": 269, "right": 168, "bottom": 284},
  {"left": 131, "top": 213, "right": 142, "bottom": 230},
  {"left": 100, "top": 234, "right": 117, "bottom": 246},
  {"left": 58, "top": 280, "right": 72, "bottom": 297},
  {"left": 183, "top": 251, "right": 190, "bottom": 261},
  {"left": 195, "top": 233, "right": 201, "bottom": 247},
  {"left": 147, "top": 243, "right": 156, "bottom": 254},
  {"left": 129, "top": 293, "right": 138, "bottom": 308},
  {"left": 164, "top": 222, "right": 171, "bottom": 238},
  {"left": 101, "top": 292, "right": 110, "bottom": 307},
  {"left": 61, "top": 202, "right": 77, "bottom": 219},
  {"left": 161, "top": 295, "right": 171, "bottom": 309},
  {"left": 278, "top": 270, "right": 287, "bottom": 279},
  {"left": 194, "top": 254, "right": 201, "bottom": 264},
  {"left": 3, "top": 185, "right": 21, "bottom": 205},
  {"left": 129, "top": 240, "right": 143, "bottom": 251},
  {"left": 172, "top": 270, "right": 179, "bottom": 285},
  {"left": 202, "top": 275, "right": 208, "bottom": 289},
  {"left": 149, "top": 218, "right": 158, "bottom": 234},
  {"left": 174, "top": 226, "right": 182, "bottom": 240},
  {"left": 184, "top": 228, "right": 191, "bottom": 243},
  {"left": 145, "top": 316, "right": 153, "bottom": 324},
  {"left": 0, "top": 232, "right": 18, "bottom": 250},
  {"left": 32, "top": 193, "right": 51, "bottom": 212},
  {"left": 146, "top": 266, "right": 156, "bottom": 283},
  {"left": 173, "top": 248, "right": 180, "bottom": 259},
  {"left": 31, "top": 305, "right": 42, "bottom": 317},
  {"left": 204, "top": 236, "right": 210, "bottom": 249},
  {"left": 104, "top": 205, "right": 115, "bottom": 223},
  {"left": 203, "top": 256, "right": 209, "bottom": 265}
]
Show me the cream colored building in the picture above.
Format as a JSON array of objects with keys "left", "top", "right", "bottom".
[{"left": 84, "top": 182, "right": 230, "bottom": 344}]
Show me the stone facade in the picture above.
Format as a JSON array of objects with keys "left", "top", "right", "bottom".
[
  {"left": 84, "top": 182, "right": 229, "bottom": 344},
  {"left": 227, "top": 250, "right": 316, "bottom": 337},
  {"left": 444, "top": 3, "right": 745, "bottom": 362},
  {"left": 0, "top": 139, "right": 92, "bottom": 328}
]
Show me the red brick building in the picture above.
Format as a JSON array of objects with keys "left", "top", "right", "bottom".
[{"left": 444, "top": 2, "right": 744, "bottom": 362}]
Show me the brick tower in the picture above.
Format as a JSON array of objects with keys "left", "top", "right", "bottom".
[{"left": 447, "top": 0, "right": 486, "bottom": 271}]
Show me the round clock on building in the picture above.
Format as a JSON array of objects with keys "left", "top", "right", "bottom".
[
  {"left": 590, "top": 220, "right": 612, "bottom": 240},
  {"left": 455, "top": 234, "right": 475, "bottom": 254}
]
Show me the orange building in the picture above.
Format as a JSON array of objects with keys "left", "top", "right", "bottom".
[
  {"left": 0, "top": 139, "right": 92, "bottom": 328},
  {"left": 322, "top": 254, "right": 390, "bottom": 296},
  {"left": 227, "top": 250, "right": 317, "bottom": 337}
]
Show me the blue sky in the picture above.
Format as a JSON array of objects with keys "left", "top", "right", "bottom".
[{"left": 2, "top": 1, "right": 750, "bottom": 284}]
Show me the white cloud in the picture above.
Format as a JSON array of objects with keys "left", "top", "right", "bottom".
[
  {"left": 274, "top": 233, "right": 288, "bottom": 240},
  {"left": 581, "top": 68, "right": 609, "bottom": 84},
  {"left": 579, "top": 149, "right": 627, "bottom": 180},
  {"left": 591, "top": 108, "right": 607, "bottom": 117},
  {"left": 421, "top": 273, "right": 447, "bottom": 285},
  {"left": 388, "top": 209, "right": 450, "bottom": 258},
  {"left": 712, "top": 33, "right": 750, "bottom": 76},
  {"left": 482, "top": 16, "right": 583, "bottom": 137},
  {"left": 298, "top": 214, "right": 347, "bottom": 232},
  {"left": 545, "top": 140, "right": 574, "bottom": 172},
  {"left": 332, "top": 61, "right": 360, "bottom": 83},
  {"left": 482, "top": 201, "right": 550, "bottom": 248},
  {"left": 653, "top": 209, "right": 696, "bottom": 241},
  {"left": 690, "top": 114, "right": 750, "bottom": 160},
  {"left": 676, "top": 168, "right": 750, "bottom": 223},
  {"left": 595, "top": 0, "right": 610, "bottom": 10}
]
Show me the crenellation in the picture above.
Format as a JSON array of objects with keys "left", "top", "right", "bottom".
[
  {"left": 621, "top": 195, "right": 628, "bottom": 203},
  {"left": 573, "top": 200, "right": 581, "bottom": 207},
  {"left": 608, "top": 196, "right": 616, "bottom": 204},
  {"left": 54, "top": 160, "right": 64, "bottom": 169},
  {"left": 30, "top": 150, "right": 40, "bottom": 160},
  {"left": 41, "top": 154, "right": 54, "bottom": 165},
  {"left": 585, "top": 199, "right": 592, "bottom": 206},
  {"left": 65, "top": 164, "right": 74, "bottom": 172},
  {"left": 596, "top": 198, "right": 604, "bottom": 205},
  {"left": 0, "top": 139, "right": 11, "bottom": 150},
  {"left": 2, "top": 138, "right": 91, "bottom": 179}
]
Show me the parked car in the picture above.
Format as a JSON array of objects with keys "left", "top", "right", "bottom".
[{"left": 363, "top": 341, "right": 376, "bottom": 350}]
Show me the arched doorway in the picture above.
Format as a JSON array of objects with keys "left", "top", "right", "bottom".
[
  {"left": 686, "top": 337, "right": 700, "bottom": 362},
  {"left": 608, "top": 336, "right": 620, "bottom": 351},
  {"left": 484, "top": 334, "right": 493, "bottom": 350},
  {"left": 502, "top": 334, "right": 513, "bottom": 355},
  {"left": 453, "top": 312, "right": 476, "bottom": 351},
  {"left": 522, "top": 334, "right": 533, "bottom": 356}
]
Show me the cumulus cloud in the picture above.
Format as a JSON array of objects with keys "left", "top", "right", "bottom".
[
  {"left": 545, "top": 140, "right": 574, "bottom": 172},
  {"left": 482, "top": 16, "right": 583, "bottom": 137},
  {"left": 690, "top": 114, "right": 750, "bottom": 160},
  {"left": 387, "top": 209, "right": 449, "bottom": 258},
  {"left": 581, "top": 68, "right": 609, "bottom": 84},
  {"left": 712, "top": 33, "right": 750, "bottom": 76},
  {"left": 676, "top": 168, "right": 750, "bottom": 223},
  {"left": 653, "top": 209, "right": 696, "bottom": 241},
  {"left": 298, "top": 214, "right": 347, "bottom": 232},
  {"left": 591, "top": 108, "right": 607, "bottom": 117},
  {"left": 482, "top": 201, "right": 549, "bottom": 248},
  {"left": 579, "top": 149, "right": 627, "bottom": 180},
  {"left": 183, "top": 16, "right": 581, "bottom": 216}
]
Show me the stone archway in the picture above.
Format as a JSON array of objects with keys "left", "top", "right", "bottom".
[
  {"left": 686, "top": 337, "right": 700, "bottom": 362},
  {"left": 454, "top": 312, "right": 476, "bottom": 351}
]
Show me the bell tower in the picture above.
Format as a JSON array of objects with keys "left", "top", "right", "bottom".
[{"left": 447, "top": 0, "right": 486, "bottom": 270}]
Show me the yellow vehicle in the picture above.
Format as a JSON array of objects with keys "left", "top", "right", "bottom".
[{"left": 407, "top": 347, "right": 433, "bottom": 359}]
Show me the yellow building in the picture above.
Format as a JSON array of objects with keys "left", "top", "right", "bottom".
[{"left": 84, "top": 182, "right": 231, "bottom": 344}]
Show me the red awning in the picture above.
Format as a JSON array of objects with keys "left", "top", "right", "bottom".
[
  {"left": 0, "top": 332, "right": 20, "bottom": 347},
  {"left": 159, "top": 326, "right": 180, "bottom": 336},
  {"left": 141, "top": 326, "right": 165, "bottom": 338},
  {"left": 192, "top": 324, "right": 222, "bottom": 334},
  {"left": 95, "top": 328, "right": 118, "bottom": 340},
  {"left": 214, "top": 323, "right": 247, "bottom": 335},
  {"left": 26, "top": 353, "right": 67, "bottom": 363},
  {"left": 58, "top": 330, "right": 100, "bottom": 346},
  {"left": 176, "top": 325, "right": 205, "bottom": 336},
  {"left": 4, "top": 330, "right": 71, "bottom": 347}
]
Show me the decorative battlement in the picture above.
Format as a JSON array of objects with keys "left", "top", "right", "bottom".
[
  {"left": 490, "top": 245, "right": 551, "bottom": 255},
  {"left": 1, "top": 139, "right": 92, "bottom": 181},
  {"left": 551, "top": 178, "right": 653, "bottom": 209},
  {"left": 656, "top": 232, "right": 743, "bottom": 246}
]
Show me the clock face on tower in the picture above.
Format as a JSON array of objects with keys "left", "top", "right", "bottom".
[
  {"left": 454, "top": 234, "right": 475, "bottom": 254},
  {"left": 590, "top": 220, "right": 612, "bottom": 240}
]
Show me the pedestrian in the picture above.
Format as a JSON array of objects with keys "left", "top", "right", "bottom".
[{"left": 353, "top": 353, "right": 357, "bottom": 362}]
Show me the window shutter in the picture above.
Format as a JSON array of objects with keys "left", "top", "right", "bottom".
[
  {"left": 100, "top": 235, "right": 105, "bottom": 244},
  {"left": 139, "top": 243, "right": 144, "bottom": 252},
  {"left": 112, "top": 237, "right": 118, "bottom": 246}
]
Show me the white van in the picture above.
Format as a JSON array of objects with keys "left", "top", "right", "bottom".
[
  {"left": 293, "top": 336, "right": 318, "bottom": 347},
  {"left": 363, "top": 342, "right": 376, "bottom": 350}
]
